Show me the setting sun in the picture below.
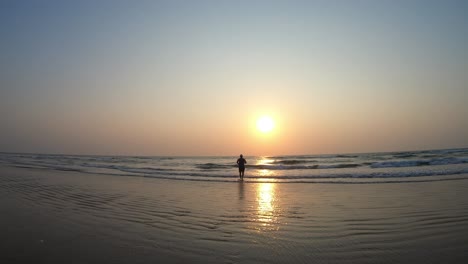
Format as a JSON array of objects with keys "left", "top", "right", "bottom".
[{"left": 257, "top": 116, "right": 275, "bottom": 133}]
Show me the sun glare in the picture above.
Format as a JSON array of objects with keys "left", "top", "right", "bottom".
[{"left": 257, "top": 116, "right": 275, "bottom": 133}]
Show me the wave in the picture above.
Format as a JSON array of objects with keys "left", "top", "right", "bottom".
[
  {"left": 4, "top": 163, "right": 468, "bottom": 186},
  {"left": 371, "top": 157, "right": 468, "bottom": 168},
  {"left": 11, "top": 161, "right": 468, "bottom": 181},
  {"left": 271, "top": 159, "right": 317, "bottom": 165},
  {"left": 195, "top": 162, "right": 361, "bottom": 170},
  {"left": 70, "top": 170, "right": 468, "bottom": 184},
  {"left": 8, "top": 157, "right": 468, "bottom": 173},
  {"left": 196, "top": 163, "right": 235, "bottom": 170},
  {"left": 392, "top": 153, "right": 416, "bottom": 158},
  {"left": 106, "top": 168, "right": 468, "bottom": 185},
  {"left": 247, "top": 164, "right": 363, "bottom": 170},
  {"left": 156, "top": 167, "right": 468, "bottom": 180},
  {"left": 335, "top": 154, "right": 359, "bottom": 158},
  {"left": 2, "top": 149, "right": 468, "bottom": 184},
  {"left": 321, "top": 163, "right": 363, "bottom": 169}
]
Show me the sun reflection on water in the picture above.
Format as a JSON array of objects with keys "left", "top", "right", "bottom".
[
  {"left": 259, "top": 169, "right": 274, "bottom": 177},
  {"left": 255, "top": 157, "right": 278, "bottom": 182},
  {"left": 256, "top": 157, "right": 274, "bottom": 166}
]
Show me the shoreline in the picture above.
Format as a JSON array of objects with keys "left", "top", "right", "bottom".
[
  {"left": 2, "top": 163, "right": 468, "bottom": 185},
  {"left": 2, "top": 165, "right": 468, "bottom": 263}
]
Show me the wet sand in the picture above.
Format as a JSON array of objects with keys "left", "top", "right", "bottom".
[{"left": 1, "top": 165, "right": 468, "bottom": 263}]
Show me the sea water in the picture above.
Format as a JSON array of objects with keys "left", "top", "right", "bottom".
[
  {"left": 1, "top": 148, "right": 467, "bottom": 184},
  {"left": 1, "top": 148, "right": 468, "bottom": 263}
]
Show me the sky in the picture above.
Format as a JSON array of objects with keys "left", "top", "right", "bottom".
[{"left": 1, "top": 0, "right": 467, "bottom": 156}]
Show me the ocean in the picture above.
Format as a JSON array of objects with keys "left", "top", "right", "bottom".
[
  {"left": 1, "top": 148, "right": 468, "bottom": 263},
  {"left": 1, "top": 148, "right": 468, "bottom": 184}
]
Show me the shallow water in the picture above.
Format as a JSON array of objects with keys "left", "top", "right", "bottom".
[
  {"left": 1, "top": 148, "right": 468, "bottom": 184},
  {"left": 1, "top": 166, "right": 468, "bottom": 263}
]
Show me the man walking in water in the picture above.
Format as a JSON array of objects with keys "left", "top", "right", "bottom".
[{"left": 237, "top": 154, "right": 247, "bottom": 180}]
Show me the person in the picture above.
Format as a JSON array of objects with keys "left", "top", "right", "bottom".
[{"left": 237, "top": 154, "right": 247, "bottom": 180}]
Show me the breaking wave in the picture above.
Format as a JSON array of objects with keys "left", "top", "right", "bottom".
[{"left": 1, "top": 148, "right": 468, "bottom": 184}]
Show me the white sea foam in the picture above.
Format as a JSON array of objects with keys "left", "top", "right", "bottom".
[{"left": 1, "top": 148, "right": 468, "bottom": 183}]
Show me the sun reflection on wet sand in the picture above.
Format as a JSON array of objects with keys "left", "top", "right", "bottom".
[
  {"left": 250, "top": 157, "right": 281, "bottom": 231},
  {"left": 255, "top": 182, "right": 280, "bottom": 231}
]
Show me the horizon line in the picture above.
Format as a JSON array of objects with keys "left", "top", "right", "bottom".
[{"left": 1, "top": 146, "right": 467, "bottom": 158}]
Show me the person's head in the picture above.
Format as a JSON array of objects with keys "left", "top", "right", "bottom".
[{"left": 240, "top": 154, "right": 243, "bottom": 158}]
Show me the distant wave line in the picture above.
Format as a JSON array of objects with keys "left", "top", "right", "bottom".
[
  {"left": 5, "top": 164, "right": 468, "bottom": 185},
  {"left": 6, "top": 163, "right": 468, "bottom": 181}
]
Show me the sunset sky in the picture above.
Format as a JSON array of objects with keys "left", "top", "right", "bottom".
[{"left": 1, "top": 0, "right": 467, "bottom": 156}]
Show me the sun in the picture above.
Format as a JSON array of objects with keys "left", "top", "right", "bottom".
[{"left": 257, "top": 116, "right": 275, "bottom": 133}]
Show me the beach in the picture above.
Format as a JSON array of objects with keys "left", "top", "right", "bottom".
[
  {"left": 2, "top": 1, "right": 467, "bottom": 263},
  {"left": 1, "top": 164, "right": 468, "bottom": 263}
]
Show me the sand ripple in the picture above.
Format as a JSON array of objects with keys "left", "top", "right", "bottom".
[{"left": 1, "top": 167, "right": 468, "bottom": 263}]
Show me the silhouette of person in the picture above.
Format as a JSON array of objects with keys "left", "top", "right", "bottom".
[{"left": 237, "top": 154, "right": 247, "bottom": 180}]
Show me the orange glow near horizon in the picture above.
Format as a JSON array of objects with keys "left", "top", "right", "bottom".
[{"left": 1, "top": 2, "right": 467, "bottom": 156}]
